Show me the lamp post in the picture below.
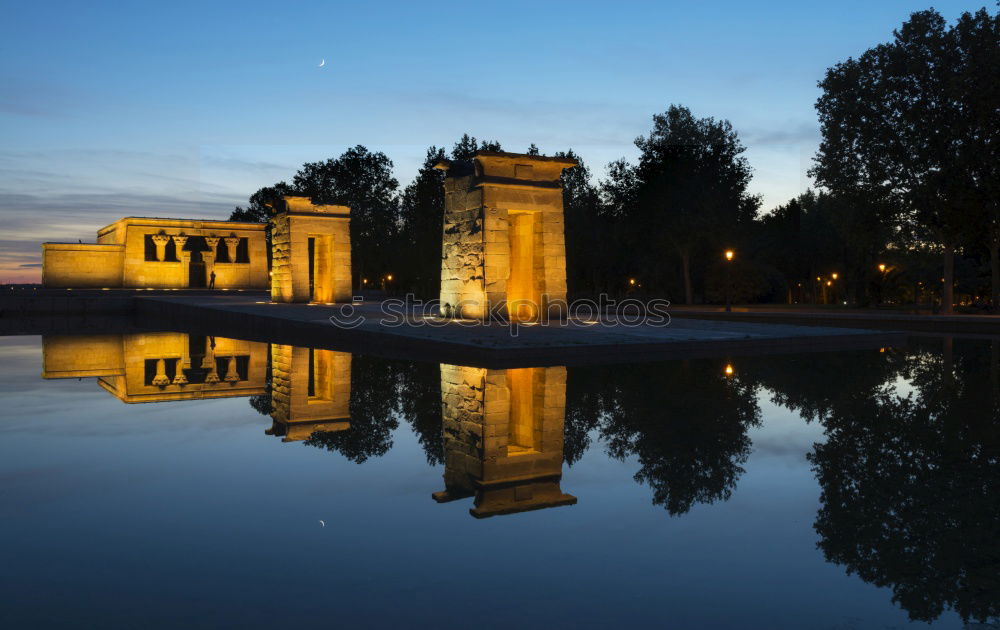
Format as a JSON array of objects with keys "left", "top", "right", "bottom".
[
  {"left": 877, "top": 263, "right": 887, "bottom": 305},
  {"left": 724, "top": 250, "right": 734, "bottom": 312}
]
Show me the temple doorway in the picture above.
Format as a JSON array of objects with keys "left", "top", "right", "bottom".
[{"left": 507, "top": 212, "right": 538, "bottom": 321}]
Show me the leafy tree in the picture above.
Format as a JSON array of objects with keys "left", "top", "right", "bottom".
[
  {"left": 292, "top": 145, "right": 400, "bottom": 290},
  {"left": 557, "top": 149, "right": 607, "bottom": 297},
  {"left": 811, "top": 8, "right": 1000, "bottom": 313},
  {"left": 951, "top": 9, "right": 1000, "bottom": 308},
  {"left": 395, "top": 135, "right": 503, "bottom": 299},
  {"left": 625, "top": 105, "right": 759, "bottom": 303},
  {"left": 228, "top": 183, "right": 294, "bottom": 223},
  {"left": 396, "top": 147, "right": 446, "bottom": 298}
]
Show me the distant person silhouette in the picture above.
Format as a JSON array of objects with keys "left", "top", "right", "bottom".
[{"left": 209, "top": 270, "right": 216, "bottom": 290}]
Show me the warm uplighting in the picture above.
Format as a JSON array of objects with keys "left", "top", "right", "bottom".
[
  {"left": 878, "top": 263, "right": 886, "bottom": 272},
  {"left": 724, "top": 250, "right": 734, "bottom": 261},
  {"left": 724, "top": 364, "right": 734, "bottom": 377}
]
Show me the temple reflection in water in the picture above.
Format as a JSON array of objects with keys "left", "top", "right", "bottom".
[
  {"left": 434, "top": 365, "right": 576, "bottom": 518},
  {"left": 266, "top": 345, "right": 351, "bottom": 442},
  {"left": 39, "top": 332, "right": 579, "bottom": 519},
  {"left": 42, "top": 333, "right": 267, "bottom": 402},
  {"left": 41, "top": 334, "right": 354, "bottom": 443}
]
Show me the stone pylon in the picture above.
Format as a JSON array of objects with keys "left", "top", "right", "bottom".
[{"left": 435, "top": 152, "right": 577, "bottom": 322}]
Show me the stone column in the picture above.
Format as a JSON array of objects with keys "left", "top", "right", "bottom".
[
  {"left": 224, "top": 356, "right": 239, "bottom": 383},
  {"left": 204, "top": 236, "right": 220, "bottom": 286},
  {"left": 223, "top": 236, "right": 239, "bottom": 263},
  {"left": 151, "top": 234, "right": 171, "bottom": 262},
  {"left": 151, "top": 359, "right": 170, "bottom": 387},
  {"left": 172, "top": 235, "right": 189, "bottom": 286}
]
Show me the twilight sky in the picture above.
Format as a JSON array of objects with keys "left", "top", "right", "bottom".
[{"left": 0, "top": 0, "right": 981, "bottom": 282}]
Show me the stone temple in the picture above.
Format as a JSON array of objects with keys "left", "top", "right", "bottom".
[
  {"left": 436, "top": 151, "right": 578, "bottom": 322},
  {"left": 42, "top": 218, "right": 269, "bottom": 290},
  {"left": 269, "top": 196, "right": 352, "bottom": 304}
]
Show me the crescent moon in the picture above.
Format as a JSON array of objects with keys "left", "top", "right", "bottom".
[
  {"left": 319, "top": 520, "right": 325, "bottom": 527},
  {"left": 318, "top": 59, "right": 326, "bottom": 67}
]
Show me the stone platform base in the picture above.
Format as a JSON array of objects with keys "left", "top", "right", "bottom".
[{"left": 127, "top": 295, "right": 905, "bottom": 368}]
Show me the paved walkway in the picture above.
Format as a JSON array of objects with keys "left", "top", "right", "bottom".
[{"left": 135, "top": 296, "right": 905, "bottom": 367}]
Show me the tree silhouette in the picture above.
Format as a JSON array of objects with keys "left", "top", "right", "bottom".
[
  {"left": 811, "top": 8, "right": 1000, "bottom": 313},
  {"left": 305, "top": 355, "right": 399, "bottom": 464},
  {"left": 808, "top": 339, "right": 1000, "bottom": 624},
  {"left": 292, "top": 146, "right": 399, "bottom": 290},
  {"left": 396, "top": 147, "right": 446, "bottom": 299},
  {"left": 595, "top": 361, "right": 761, "bottom": 515},
  {"left": 394, "top": 360, "right": 444, "bottom": 466}
]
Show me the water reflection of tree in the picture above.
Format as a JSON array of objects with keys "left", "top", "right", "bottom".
[
  {"left": 805, "top": 339, "right": 1000, "bottom": 624},
  {"left": 395, "top": 360, "right": 444, "bottom": 465},
  {"left": 306, "top": 355, "right": 399, "bottom": 463},
  {"left": 740, "top": 348, "right": 905, "bottom": 422},
  {"left": 575, "top": 361, "right": 761, "bottom": 515},
  {"left": 564, "top": 366, "right": 607, "bottom": 465}
]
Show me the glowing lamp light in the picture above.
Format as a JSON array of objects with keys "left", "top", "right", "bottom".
[
  {"left": 826, "top": 281, "right": 832, "bottom": 287},
  {"left": 831, "top": 273, "right": 838, "bottom": 280},
  {"left": 878, "top": 264, "right": 887, "bottom": 272},
  {"left": 724, "top": 364, "right": 734, "bottom": 377},
  {"left": 386, "top": 274, "right": 393, "bottom": 281},
  {"left": 725, "top": 250, "right": 734, "bottom": 261}
]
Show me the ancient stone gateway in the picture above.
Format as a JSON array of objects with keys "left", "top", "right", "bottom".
[
  {"left": 436, "top": 152, "right": 578, "bottom": 321},
  {"left": 269, "top": 196, "right": 352, "bottom": 304},
  {"left": 433, "top": 364, "right": 576, "bottom": 518}
]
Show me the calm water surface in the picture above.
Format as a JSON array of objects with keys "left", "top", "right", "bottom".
[{"left": 0, "top": 331, "right": 997, "bottom": 629}]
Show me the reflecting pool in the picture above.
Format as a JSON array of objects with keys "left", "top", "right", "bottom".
[{"left": 1, "top": 331, "right": 997, "bottom": 628}]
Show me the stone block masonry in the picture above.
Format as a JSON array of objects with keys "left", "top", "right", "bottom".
[
  {"left": 436, "top": 151, "right": 577, "bottom": 322},
  {"left": 269, "top": 196, "right": 352, "bottom": 304}
]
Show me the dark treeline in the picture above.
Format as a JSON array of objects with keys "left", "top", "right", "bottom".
[{"left": 231, "top": 6, "right": 998, "bottom": 310}]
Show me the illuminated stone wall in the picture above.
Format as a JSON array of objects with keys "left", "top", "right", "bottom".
[
  {"left": 42, "top": 333, "right": 267, "bottom": 403},
  {"left": 267, "top": 344, "right": 351, "bottom": 441},
  {"left": 41, "top": 244, "right": 124, "bottom": 288},
  {"left": 437, "top": 152, "right": 576, "bottom": 321},
  {"left": 270, "top": 196, "right": 352, "bottom": 303},
  {"left": 42, "top": 217, "right": 268, "bottom": 290},
  {"left": 435, "top": 363, "right": 575, "bottom": 517}
]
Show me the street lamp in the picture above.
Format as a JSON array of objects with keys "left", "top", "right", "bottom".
[
  {"left": 878, "top": 263, "right": 886, "bottom": 273},
  {"left": 724, "top": 250, "right": 734, "bottom": 312}
]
